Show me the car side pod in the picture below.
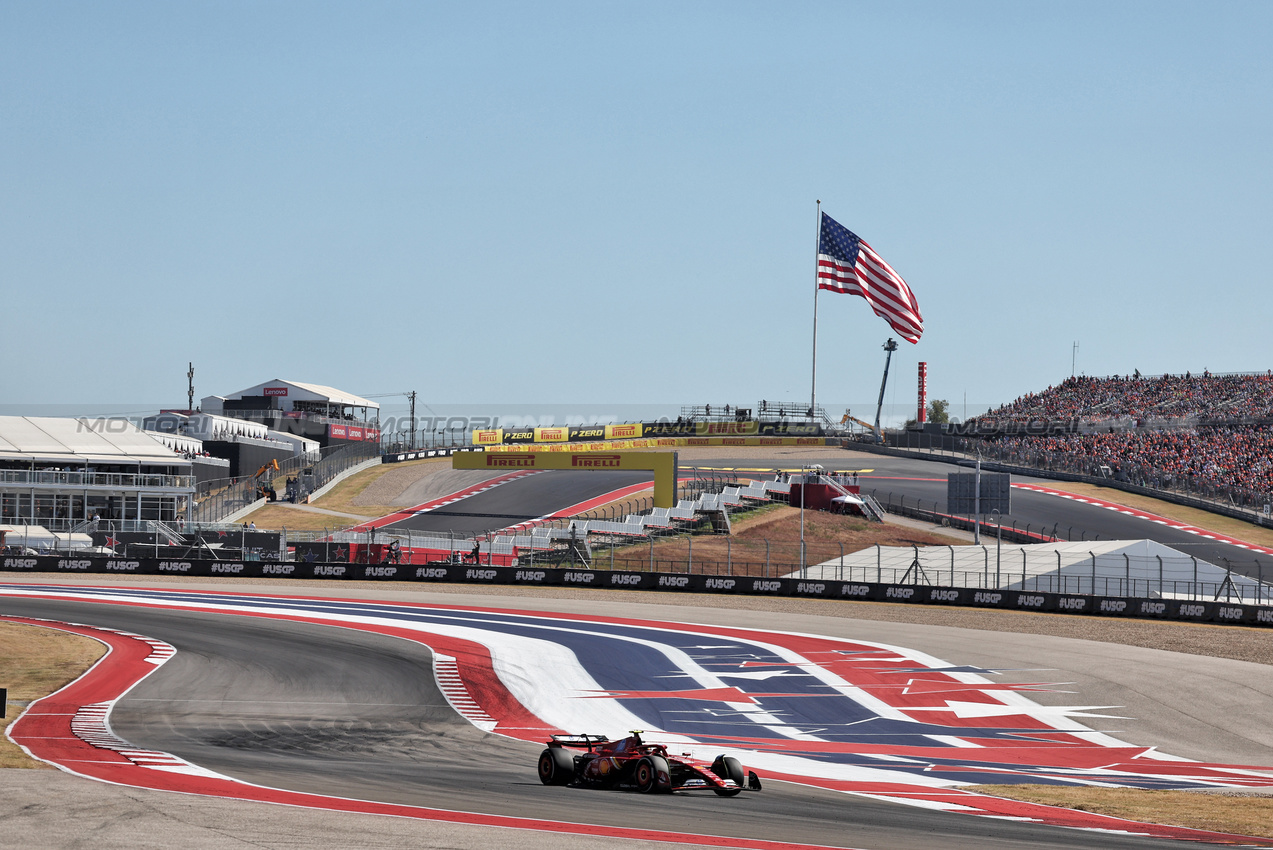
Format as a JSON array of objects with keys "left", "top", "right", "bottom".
[{"left": 748, "top": 771, "right": 762, "bottom": 791}]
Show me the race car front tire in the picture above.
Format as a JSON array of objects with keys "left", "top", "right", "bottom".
[
  {"left": 538, "top": 747, "right": 575, "bottom": 786},
  {"left": 634, "top": 755, "right": 671, "bottom": 793},
  {"left": 712, "top": 756, "right": 745, "bottom": 796}
]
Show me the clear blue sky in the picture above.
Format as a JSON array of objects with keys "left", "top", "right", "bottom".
[{"left": 3, "top": 1, "right": 1270, "bottom": 420}]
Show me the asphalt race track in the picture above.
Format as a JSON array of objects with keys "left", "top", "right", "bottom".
[
  {"left": 382, "top": 470, "right": 653, "bottom": 536},
  {"left": 4, "top": 583, "right": 1272, "bottom": 849}
]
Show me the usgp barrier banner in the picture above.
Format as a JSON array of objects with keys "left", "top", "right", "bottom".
[
  {"left": 922, "top": 586, "right": 966, "bottom": 605},
  {"left": 1010, "top": 591, "right": 1054, "bottom": 611},
  {"left": 790, "top": 579, "right": 837, "bottom": 598},
  {"left": 1093, "top": 597, "right": 1135, "bottom": 617},
  {"left": 303, "top": 563, "right": 353, "bottom": 579},
  {"left": 602, "top": 571, "right": 656, "bottom": 590},
  {"left": 6, "top": 556, "right": 1272, "bottom": 628},
  {"left": 971, "top": 590, "right": 1013, "bottom": 609},
  {"left": 1055, "top": 595, "right": 1092, "bottom": 614}
]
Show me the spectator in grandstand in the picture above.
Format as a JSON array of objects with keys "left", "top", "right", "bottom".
[
  {"left": 974, "top": 372, "right": 1273, "bottom": 427},
  {"left": 984, "top": 426, "right": 1273, "bottom": 506}
]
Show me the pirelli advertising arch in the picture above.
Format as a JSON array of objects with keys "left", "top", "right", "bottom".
[{"left": 453, "top": 450, "right": 678, "bottom": 508}]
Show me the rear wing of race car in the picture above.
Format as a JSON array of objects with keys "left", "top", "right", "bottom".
[{"left": 549, "top": 734, "right": 610, "bottom": 750}]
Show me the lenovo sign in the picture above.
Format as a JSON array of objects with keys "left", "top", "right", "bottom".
[{"left": 263, "top": 387, "right": 289, "bottom": 396}]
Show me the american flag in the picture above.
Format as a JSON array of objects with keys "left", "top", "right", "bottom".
[{"left": 817, "top": 213, "right": 924, "bottom": 344}]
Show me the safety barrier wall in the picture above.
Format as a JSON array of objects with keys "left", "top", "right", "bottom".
[{"left": 5, "top": 556, "right": 1270, "bottom": 628}]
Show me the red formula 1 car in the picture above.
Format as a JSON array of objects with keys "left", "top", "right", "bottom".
[{"left": 537, "top": 731, "right": 762, "bottom": 796}]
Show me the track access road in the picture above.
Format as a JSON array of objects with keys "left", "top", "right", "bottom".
[{"left": 1, "top": 588, "right": 1255, "bottom": 850}]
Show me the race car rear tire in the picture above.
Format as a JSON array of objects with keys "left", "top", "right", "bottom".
[
  {"left": 634, "top": 755, "right": 670, "bottom": 793},
  {"left": 538, "top": 747, "right": 575, "bottom": 786},
  {"left": 712, "top": 756, "right": 745, "bottom": 796}
]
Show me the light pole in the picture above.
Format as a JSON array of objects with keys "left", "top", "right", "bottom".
[
  {"left": 799, "top": 464, "right": 822, "bottom": 579},
  {"left": 973, "top": 448, "right": 982, "bottom": 545},
  {"left": 991, "top": 508, "right": 1002, "bottom": 588},
  {"left": 799, "top": 471, "right": 806, "bottom": 579}
]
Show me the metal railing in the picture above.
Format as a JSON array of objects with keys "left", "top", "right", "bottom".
[
  {"left": 191, "top": 441, "right": 379, "bottom": 523},
  {"left": 0, "top": 469, "right": 193, "bottom": 489}
]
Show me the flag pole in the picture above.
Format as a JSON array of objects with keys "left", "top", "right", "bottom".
[{"left": 810, "top": 200, "right": 821, "bottom": 420}]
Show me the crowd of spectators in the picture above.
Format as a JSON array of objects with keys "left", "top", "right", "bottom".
[
  {"left": 985, "top": 426, "right": 1273, "bottom": 505},
  {"left": 974, "top": 372, "right": 1273, "bottom": 427}
]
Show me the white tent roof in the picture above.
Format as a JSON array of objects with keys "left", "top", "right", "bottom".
[
  {"left": 286, "top": 380, "right": 378, "bottom": 409},
  {"left": 0, "top": 416, "right": 185, "bottom": 465},
  {"left": 221, "top": 379, "right": 378, "bottom": 410}
]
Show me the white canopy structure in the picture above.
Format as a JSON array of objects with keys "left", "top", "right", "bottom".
[{"left": 0, "top": 416, "right": 184, "bottom": 466}]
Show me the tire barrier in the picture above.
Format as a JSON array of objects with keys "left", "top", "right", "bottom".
[{"left": 5, "top": 555, "right": 1271, "bottom": 627}]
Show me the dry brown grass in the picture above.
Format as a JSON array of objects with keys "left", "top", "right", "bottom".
[
  {"left": 235, "top": 505, "right": 371, "bottom": 532},
  {"left": 239, "top": 459, "right": 449, "bottom": 530},
  {"left": 318, "top": 458, "right": 446, "bottom": 517},
  {"left": 973, "top": 785, "right": 1273, "bottom": 843},
  {"left": 0, "top": 621, "right": 107, "bottom": 768},
  {"left": 607, "top": 505, "right": 967, "bottom": 574}
]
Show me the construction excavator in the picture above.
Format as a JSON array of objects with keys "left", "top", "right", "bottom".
[
  {"left": 841, "top": 411, "right": 885, "bottom": 443},
  {"left": 840, "top": 411, "right": 877, "bottom": 433},
  {"left": 253, "top": 459, "right": 280, "bottom": 501}
]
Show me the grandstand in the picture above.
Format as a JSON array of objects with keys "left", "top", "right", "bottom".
[
  {"left": 955, "top": 372, "right": 1273, "bottom": 512},
  {"left": 972, "top": 371, "right": 1273, "bottom": 429}
]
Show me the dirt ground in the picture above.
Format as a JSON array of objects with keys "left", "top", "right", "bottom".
[{"left": 606, "top": 504, "right": 967, "bottom": 575}]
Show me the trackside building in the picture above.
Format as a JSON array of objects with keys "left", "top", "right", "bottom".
[
  {"left": 0, "top": 416, "right": 195, "bottom": 529},
  {"left": 200, "top": 379, "right": 381, "bottom": 448}
]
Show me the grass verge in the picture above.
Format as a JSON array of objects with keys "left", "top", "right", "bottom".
[
  {"left": 240, "top": 458, "right": 447, "bottom": 529},
  {"left": 235, "top": 505, "right": 374, "bottom": 532},
  {"left": 972, "top": 784, "right": 1273, "bottom": 843},
  {"left": 0, "top": 621, "right": 107, "bottom": 768}
]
